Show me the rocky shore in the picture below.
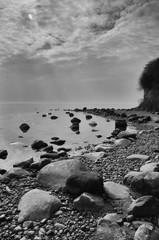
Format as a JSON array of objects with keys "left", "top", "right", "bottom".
[{"left": 1, "top": 107, "right": 159, "bottom": 240}]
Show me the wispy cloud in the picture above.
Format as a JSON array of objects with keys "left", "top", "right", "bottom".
[{"left": 0, "top": 0, "right": 158, "bottom": 64}]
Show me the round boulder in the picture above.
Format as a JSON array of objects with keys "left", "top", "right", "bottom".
[
  {"left": 18, "top": 189, "right": 62, "bottom": 221},
  {"left": 66, "top": 171, "right": 104, "bottom": 196},
  {"left": 37, "top": 159, "right": 87, "bottom": 190}
]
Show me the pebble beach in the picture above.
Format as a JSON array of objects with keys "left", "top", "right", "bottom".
[{"left": 1, "top": 107, "right": 159, "bottom": 240}]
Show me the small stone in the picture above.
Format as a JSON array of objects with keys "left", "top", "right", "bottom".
[
  {"left": 27, "top": 230, "right": 35, "bottom": 237},
  {"left": 23, "top": 221, "right": 34, "bottom": 229},
  {"left": 127, "top": 215, "right": 134, "bottom": 222},
  {"left": 41, "top": 218, "right": 47, "bottom": 224},
  {"left": 14, "top": 225, "right": 22, "bottom": 232}
]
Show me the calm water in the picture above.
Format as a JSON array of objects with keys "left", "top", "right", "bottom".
[{"left": 0, "top": 102, "right": 135, "bottom": 170}]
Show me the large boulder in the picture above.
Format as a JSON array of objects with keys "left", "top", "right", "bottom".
[
  {"left": 18, "top": 189, "right": 62, "bottom": 221},
  {"left": 66, "top": 171, "right": 104, "bottom": 196},
  {"left": 0, "top": 150, "right": 8, "bottom": 159},
  {"left": 31, "top": 140, "right": 48, "bottom": 151},
  {"left": 37, "top": 159, "right": 87, "bottom": 190},
  {"left": 104, "top": 181, "right": 130, "bottom": 200},
  {"left": 124, "top": 171, "right": 159, "bottom": 195},
  {"left": 19, "top": 123, "right": 30, "bottom": 133},
  {"left": 94, "top": 219, "right": 127, "bottom": 240},
  {"left": 73, "top": 192, "right": 105, "bottom": 211},
  {"left": 128, "top": 195, "right": 159, "bottom": 218},
  {"left": 13, "top": 158, "right": 33, "bottom": 169},
  {"left": 134, "top": 223, "right": 159, "bottom": 240}
]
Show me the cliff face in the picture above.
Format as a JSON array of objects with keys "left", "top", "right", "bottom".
[{"left": 139, "top": 88, "right": 159, "bottom": 111}]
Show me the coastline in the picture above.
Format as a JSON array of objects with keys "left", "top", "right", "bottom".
[{"left": 1, "top": 107, "right": 159, "bottom": 240}]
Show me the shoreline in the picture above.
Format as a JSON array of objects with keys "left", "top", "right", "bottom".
[{"left": 1, "top": 107, "right": 159, "bottom": 239}]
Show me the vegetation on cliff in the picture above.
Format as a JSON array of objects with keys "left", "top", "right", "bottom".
[{"left": 139, "top": 58, "right": 159, "bottom": 111}]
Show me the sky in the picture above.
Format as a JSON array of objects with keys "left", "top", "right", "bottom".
[{"left": 0, "top": 0, "right": 159, "bottom": 106}]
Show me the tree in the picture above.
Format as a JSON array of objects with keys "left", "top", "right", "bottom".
[
  {"left": 139, "top": 58, "right": 159, "bottom": 111},
  {"left": 139, "top": 58, "right": 159, "bottom": 91}
]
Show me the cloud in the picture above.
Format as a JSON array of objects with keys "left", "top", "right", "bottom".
[{"left": 0, "top": 0, "right": 158, "bottom": 64}]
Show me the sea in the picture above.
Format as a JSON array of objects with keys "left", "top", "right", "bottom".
[{"left": 0, "top": 102, "right": 137, "bottom": 170}]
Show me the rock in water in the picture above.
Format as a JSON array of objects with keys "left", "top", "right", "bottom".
[
  {"left": 0, "top": 150, "right": 8, "bottom": 159},
  {"left": 115, "top": 119, "right": 127, "bottom": 130},
  {"left": 86, "top": 114, "right": 92, "bottom": 120},
  {"left": 50, "top": 140, "right": 66, "bottom": 146},
  {"left": 31, "top": 140, "right": 48, "bottom": 150},
  {"left": 13, "top": 158, "right": 33, "bottom": 169},
  {"left": 71, "top": 117, "right": 81, "bottom": 123},
  {"left": 30, "top": 158, "right": 51, "bottom": 171},
  {"left": 50, "top": 115, "right": 58, "bottom": 120},
  {"left": 89, "top": 121, "right": 97, "bottom": 127},
  {"left": 19, "top": 123, "right": 30, "bottom": 133},
  {"left": 37, "top": 159, "right": 87, "bottom": 190},
  {"left": 73, "top": 193, "right": 105, "bottom": 211},
  {"left": 18, "top": 189, "right": 62, "bottom": 221},
  {"left": 66, "top": 171, "right": 104, "bottom": 196}
]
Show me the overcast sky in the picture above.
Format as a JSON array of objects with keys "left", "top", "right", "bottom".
[{"left": 0, "top": 0, "right": 158, "bottom": 106}]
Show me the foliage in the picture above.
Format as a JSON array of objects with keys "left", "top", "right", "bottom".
[{"left": 139, "top": 58, "right": 159, "bottom": 91}]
